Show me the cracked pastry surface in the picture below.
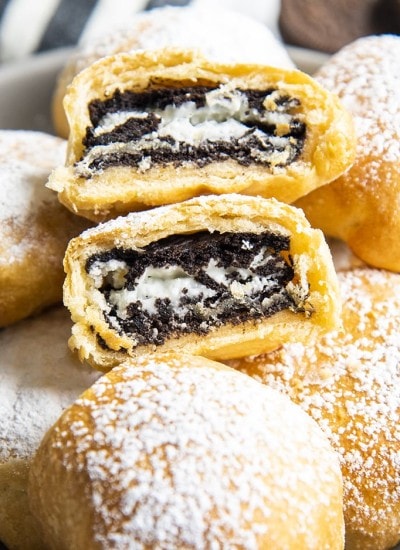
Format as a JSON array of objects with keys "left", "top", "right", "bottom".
[
  {"left": 48, "top": 48, "right": 355, "bottom": 222},
  {"left": 0, "top": 130, "right": 90, "bottom": 327},
  {"left": 296, "top": 35, "right": 400, "bottom": 272},
  {"left": 28, "top": 352, "right": 345, "bottom": 550},
  {"left": 228, "top": 267, "right": 400, "bottom": 550},
  {"left": 63, "top": 194, "right": 341, "bottom": 371}
]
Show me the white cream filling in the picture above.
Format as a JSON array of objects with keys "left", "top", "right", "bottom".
[
  {"left": 89, "top": 251, "right": 292, "bottom": 325},
  {"left": 94, "top": 111, "right": 149, "bottom": 134},
  {"left": 108, "top": 266, "right": 216, "bottom": 318},
  {"left": 205, "top": 256, "right": 287, "bottom": 301},
  {"left": 76, "top": 86, "right": 298, "bottom": 177},
  {"left": 89, "top": 259, "right": 129, "bottom": 290}
]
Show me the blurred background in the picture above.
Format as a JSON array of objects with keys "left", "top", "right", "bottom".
[{"left": 1, "top": 0, "right": 399, "bottom": 64}]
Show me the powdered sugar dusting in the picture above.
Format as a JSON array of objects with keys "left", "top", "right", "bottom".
[
  {"left": 71, "top": 6, "right": 294, "bottom": 75},
  {"left": 0, "top": 307, "right": 100, "bottom": 462},
  {"left": 230, "top": 268, "right": 400, "bottom": 545},
  {"left": 53, "top": 354, "right": 342, "bottom": 548},
  {"left": 0, "top": 130, "right": 65, "bottom": 221},
  {"left": 316, "top": 35, "right": 400, "bottom": 173},
  {"left": 0, "top": 130, "right": 66, "bottom": 265}
]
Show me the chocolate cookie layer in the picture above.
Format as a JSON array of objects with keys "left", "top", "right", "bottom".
[
  {"left": 76, "top": 85, "right": 306, "bottom": 176},
  {"left": 86, "top": 231, "right": 309, "bottom": 347}
]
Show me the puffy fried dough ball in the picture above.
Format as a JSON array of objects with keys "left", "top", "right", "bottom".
[
  {"left": 0, "top": 130, "right": 90, "bottom": 327},
  {"left": 0, "top": 306, "right": 100, "bottom": 550},
  {"left": 29, "top": 352, "right": 345, "bottom": 549},
  {"left": 228, "top": 268, "right": 400, "bottom": 550},
  {"left": 296, "top": 35, "right": 400, "bottom": 272}
]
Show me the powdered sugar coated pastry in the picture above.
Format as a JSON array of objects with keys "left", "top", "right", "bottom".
[
  {"left": 228, "top": 267, "right": 400, "bottom": 550},
  {"left": 0, "top": 130, "right": 90, "bottom": 327},
  {"left": 53, "top": 5, "right": 295, "bottom": 138},
  {"left": 296, "top": 35, "right": 400, "bottom": 272},
  {"left": 29, "top": 352, "right": 345, "bottom": 549},
  {"left": 0, "top": 306, "right": 101, "bottom": 550}
]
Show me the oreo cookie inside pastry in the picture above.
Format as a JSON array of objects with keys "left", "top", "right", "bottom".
[
  {"left": 63, "top": 194, "right": 341, "bottom": 371},
  {"left": 48, "top": 48, "right": 355, "bottom": 222}
]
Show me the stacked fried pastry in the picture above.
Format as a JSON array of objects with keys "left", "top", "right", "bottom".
[
  {"left": 25, "top": 45, "right": 352, "bottom": 550},
  {"left": 2, "top": 7, "right": 400, "bottom": 550}
]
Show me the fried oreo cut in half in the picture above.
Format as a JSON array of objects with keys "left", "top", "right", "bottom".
[
  {"left": 48, "top": 48, "right": 356, "bottom": 222},
  {"left": 63, "top": 195, "right": 341, "bottom": 371}
]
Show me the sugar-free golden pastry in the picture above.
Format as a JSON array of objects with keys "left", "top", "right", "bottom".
[
  {"left": 28, "top": 352, "right": 345, "bottom": 550},
  {"left": 0, "top": 130, "right": 90, "bottom": 327},
  {"left": 63, "top": 194, "right": 341, "bottom": 371},
  {"left": 0, "top": 306, "right": 100, "bottom": 550},
  {"left": 53, "top": 5, "right": 295, "bottom": 138},
  {"left": 296, "top": 35, "right": 400, "bottom": 272},
  {"left": 48, "top": 47, "right": 355, "bottom": 222},
  {"left": 228, "top": 267, "right": 400, "bottom": 550}
]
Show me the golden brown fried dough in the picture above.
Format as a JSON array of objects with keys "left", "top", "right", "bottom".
[
  {"left": 296, "top": 35, "right": 400, "bottom": 272},
  {"left": 48, "top": 48, "right": 355, "bottom": 222},
  {"left": 29, "top": 352, "right": 345, "bottom": 549},
  {"left": 228, "top": 268, "right": 400, "bottom": 550},
  {"left": 63, "top": 194, "right": 341, "bottom": 371},
  {"left": 0, "top": 130, "right": 90, "bottom": 327}
]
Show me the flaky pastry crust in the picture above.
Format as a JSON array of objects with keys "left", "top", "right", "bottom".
[
  {"left": 48, "top": 48, "right": 355, "bottom": 222},
  {"left": 63, "top": 194, "right": 341, "bottom": 371}
]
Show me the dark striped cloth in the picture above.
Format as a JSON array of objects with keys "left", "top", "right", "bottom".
[
  {"left": 0, "top": 0, "right": 190, "bottom": 63},
  {"left": 0, "top": 0, "right": 282, "bottom": 64}
]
